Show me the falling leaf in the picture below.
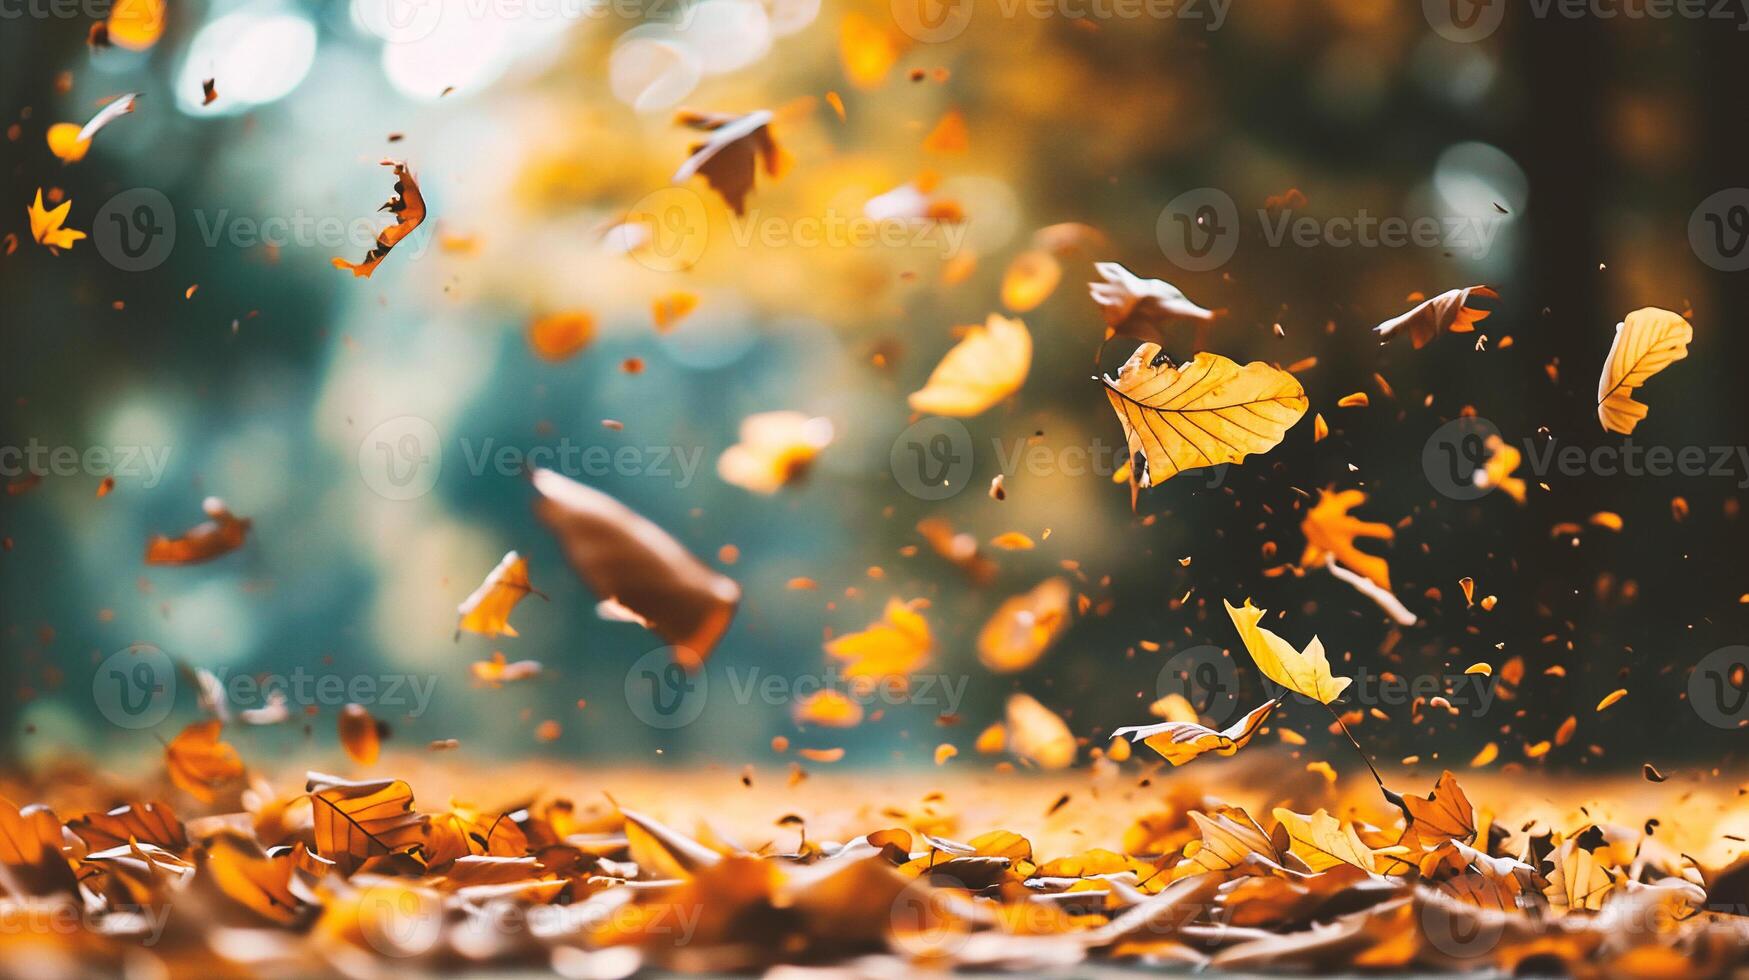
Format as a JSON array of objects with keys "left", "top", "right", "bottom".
[
  {"left": 338, "top": 703, "right": 387, "bottom": 766},
  {"left": 794, "top": 690, "right": 865, "bottom": 728},
  {"left": 1088, "top": 263, "right": 1218, "bottom": 343},
  {"left": 1224, "top": 599, "right": 1350, "bottom": 705},
  {"left": 921, "top": 108, "right": 969, "bottom": 153},
  {"left": 1474, "top": 435, "right": 1526, "bottom": 502},
  {"left": 105, "top": 0, "right": 166, "bottom": 50},
  {"left": 1000, "top": 249, "right": 1061, "bottom": 312},
  {"left": 1005, "top": 694, "right": 1075, "bottom": 769},
  {"left": 26, "top": 188, "right": 86, "bottom": 252},
  {"left": 1300, "top": 488, "right": 1392, "bottom": 589},
  {"left": 1597, "top": 307, "right": 1692, "bottom": 434},
  {"left": 1111, "top": 699, "right": 1278, "bottom": 767},
  {"left": 165, "top": 720, "right": 245, "bottom": 802},
  {"left": 532, "top": 468, "right": 741, "bottom": 666},
  {"left": 652, "top": 292, "right": 698, "bottom": 333},
  {"left": 838, "top": 12, "right": 899, "bottom": 89},
  {"left": 469, "top": 651, "right": 542, "bottom": 686},
  {"left": 527, "top": 312, "right": 596, "bottom": 361},
  {"left": 825, "top": 598, "right": 931, "bottom": 686},
  {"left": 455, "top": 551, "right": 544, "bottom": 639},
  {"left": 145, "top": 497, "right": 251, "bottom": 565},
  {"left": 45, "top": 92, "right": 139, "bottom": 163},
  {"left": 1372, "top": 285, "right": 1498, "bottom": 349},
  {"left": 1103, "top": 345, "right": 1307, "bottom": 491},
  {"left": 1596, "top": 688, "right": 1627, "bottom": 711},
  {"left": 673, "top": 109, "right": 789, "bottom": 215},
  {"left": 331, "top": 160, "right": 427, "bottom": 278},
  {"left": 908, "top": 314, "right": 1032, "bottom": 417},
  {"left": 717, "top": 411, "right": 834, "bottom": 494},
  {"left": 989, "top": 532, "right": 1034, "bottom": 551},
  {"left": 202, "top": 78, "right": 218, "bottom": 105},
  {"left": 976, "top": 577, "right": 1071, "bottom": 673}
]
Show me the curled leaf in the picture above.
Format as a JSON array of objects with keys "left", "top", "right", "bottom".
[{"left": 1597, "top": 307, "right": 1692, "bottom": 434}]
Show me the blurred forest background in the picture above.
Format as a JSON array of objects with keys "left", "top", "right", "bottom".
[{"left": 3, "top": 0, "right": 1749, "bottom": 779}]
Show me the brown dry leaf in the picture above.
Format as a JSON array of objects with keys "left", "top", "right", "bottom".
[
  {"left": 332, "top": 160, "right": 427, "bottom": 278},
  {"left": 976, "top": 577, "right": 1071, "bottom": 673},
  {"left": 304, "top": 772, "right": 427, "bottom": 875},
  {"left": 532, "top": 468, "right": 741, "bottom": 666},
  {"left": 165, "top": 720, "right": 245, "bottom": 802},
  {"left": 1544, "top": 835, "right": 1616, "bottom": 912},
  {"left": 1005, "top": 693, "right": 1075, "bottom": 769},
  {"left": 1395, "top": 770, "right": 1477, "bottom": 849},
  {"left": 45, "top": 92, "right": 139, "bottom": 163},
  {"left": 68, "top": 801, "right": 187, "bottom": 854},
  {"left": 717, "top": 411, "right": 834, "bottom": 494},
  {"left": 145, "top": 496, "right": 251, "bottom": 565},
  {"left": 1300, "top": 488, "right": 1392, "bottom": 589},
  {"left": 825, "top": 598, "right": 931, "bottom": 686},
  {"left": 456, "top": 551, "right": 544, "bottom": 639},
  {"left": 1089, "top": 262, "right": 1218, "bottom": 342},
  {"left": 1000, "top": 249, "right": 1061, "bottom": 312},
  {"left": 1372, "top": 285, "right": 1498, "bottom": 349},
  {"left": 908, "top": 314, "right": 1032, "bottom": 417},
  {"left": 527, "top": 312, "right": 596, "bottom": 361},
  {"left": 673, "top": 109, "right": 789, "bottom": 215},
  {"left": 423, "top": 804, "right": 528, "bottom": 869},
  {"left": 1179, "top": 807, "right": 1279, "bottom": 875},
  {"left": 1597, "top": 307, "right": 1692, "bottom": 434},
  {"left": 1111, "top": 698, "right": 1278, "bottom": 767},
  {"left": 338, "top": 704, "right": 386, "bottom": 766},
  {"left": 1103, "top": 345, "right": 1307, "bottom": 492}
]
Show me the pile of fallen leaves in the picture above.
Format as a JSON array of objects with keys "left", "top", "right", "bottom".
[{"left": 6, "top": 742, "right": 1749, "bottom": 978}]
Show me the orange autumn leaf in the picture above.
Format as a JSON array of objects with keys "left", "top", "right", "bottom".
[
  {"left": 1395, "top": 770, "right": 1477, "bottom": 848},
  {"left": 338, "top": 703, "right": 387, "bottom": 766},
  {"left": 145, "top": 496, "right": 251, "bottom": 565},
  {"left": 793, "top": 690, "right": 865, "bottom": 728},
  {"left": 527, "top": 312, "right": 596, "bottom": 361},
  {"left": 1111, "top": 699, "right": 1278, "bottom": 768},
  {"left": 455, "top": 551, "right": 544, "bottom": 639},
  {"left": 470, "top": 651, "right": 543, "bottom": 687},
  {"left": 716, "top": 411, "right": 835, "bottom": 494},
  {"left": 1475, "top": 434, "right": 1527, "bottom": 503},
  {"left": 304, "top": 772, "right": 427, "bottom": 875},
  {"left": 67, "top": 801, "right": 187, "bottom": 854},
  {"left": 106, "top": 0, "right": 166, "bottom": 50},
  {"left": 203, "top": 831, "right": 320, "bottom": 925},
  {"left": 1300, "top": 488, "right": 1393, "bottom": 589},
  {"left": 165, "top": 720, "right": 245, "bottom": 802},
  {"left": 1000, "top": 249, "right": 1062, "bottom": 312},
  {"left": 27, "top": 188, "right": 86, "bottom": 252},
  {"left": 922, "top": 108, "right": 968, "bottom": 154},
  {"left": 976, "top": 577, "right": 1070, "bottom": 673},
  {"left": 1005, "top": 693, "right": 1074, "bottom": 770},
  {"left": 838, "top": 11, "right": 899, "bottom": 89},
  {"left": 332, "top": 160, "right": 427, "bottom": 278},
  {"left": 0, "top": 796, "right": 79, "bottom": 895},
  {"left": 673, "top": 108, "right": 789, "bottom": 215},
  {"left": 1372, "top": 285, "right": 1498, "bottom": 349},
  {"left": 652, "top": 292, "right": 699, "bottom": 333},
  {"left": 825, "top": 598, "right": 931, "bottom": 687},
  {"left": 908, "top": 314, "right": 1031, "bottom": 417}
]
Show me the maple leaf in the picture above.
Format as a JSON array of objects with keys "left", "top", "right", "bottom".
[
  {"left": 1111, "top": 699, "right": 1278, "bottom": 767},
  {"left": 1102, "top": 344, "right": 1306, "bottom": 492},
  {"left": 332, "top": 160, "right": 427, "bottom": 278},
  {"left": 1372, "top": 285, "right": 1498, "bottom": 349},
  {"left": 1224, "top": 599, "right": 1351, "bottom": 705},
  {"left": 1597, "top": 307, "right": 1692, "bottom": 434},
  {"left": 1299, "top": 488, "right": 1393, "bottom": 589},
  {"left": 824, "top": 598, "right": 931, "bottom": 687},
  {"left": 908, "top": 314, "right": 1032, "bottom": 417},
  {"left": 27, "top": 189, "right": 86, "bottom": 252},
  {"left": 1394, "top": 770, "right": 1478, "bottom": 849}
]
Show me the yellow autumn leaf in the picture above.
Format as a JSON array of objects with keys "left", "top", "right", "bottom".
[
  {"left": 908, "top": 314, "right": 1031, "bottom": 417},
  {"left": 1102, "top": 344, "right": 1306, "bottom": 490},
  {"left": 716, "top": 411, "right": 834, "bottom": 494},
  {"left": 1272, "top": 807, "right": 1379, "bottom": 873},
  {"left": 1224, "top": 598, "right": 1351, "bottom": 704},
  {"left": 824, "top": 598, "right": 931, "bottom": 687},
  {"left": 838, "top": 11, "right": 899, "bottom": 89},
  {"left": 27, "top": 189, "right": 86, "bottom": 252},
  {"left": 1005, "top": 693, "right": 1075, "bottom": 769},
  {"left": 1110, "top": 698, "right": 1277, "bottom": 767},
  {"left": 1544, "top": 836, "right": 1615, "bottom": 912},
  {"left": 976, "top": 577, "right": 1070, "bottom": 673},
  {"left": 1000, "top": 249, "right": 1061, "bottom": 312},
  {"left": 45, "top": 93, "right": 138, "bottom": 164},
  {"left": 1597, "top": 307, "right": 1692, "bottom": 434},
  {"left": 1177, "top": 808, "right": 1277, "bottom": 876},
  {"left": 1475, "top": 434, "right": 1526, "bottom": 503}
]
